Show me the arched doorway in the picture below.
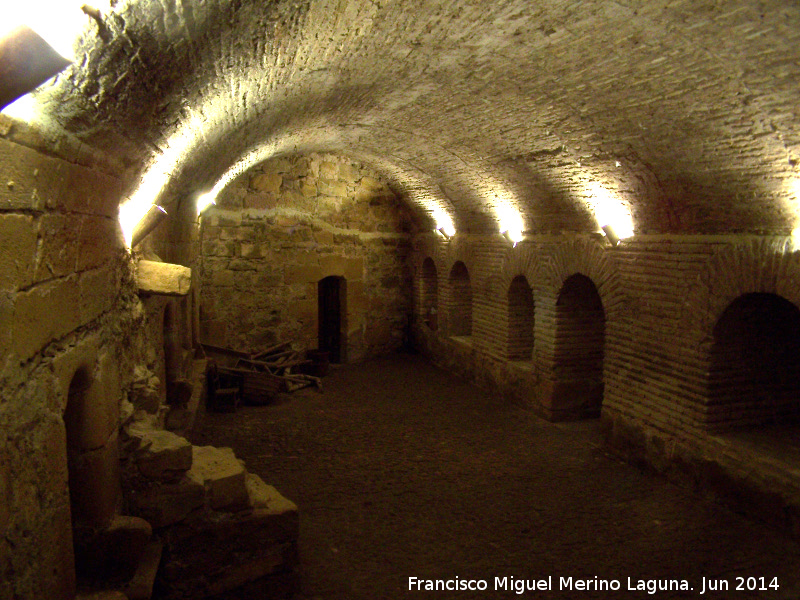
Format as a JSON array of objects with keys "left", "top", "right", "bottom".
[
  {"left": 507, "top": 275, "right": 534, "bottom": 360},
  {"left": 707, "top": 293, "right": 800, "bottom": 431},
  {"left": 420, "top": 257, "right": 438, "bottom": 330},
  {"left": 319, "top": 276, "right": 347, "bottom": 363},
  {"left": 448, "top": 261, "right": 472, "bottom": 337},
  {"left": 552, "top": 274, "right": 605, "bottom": 418}
]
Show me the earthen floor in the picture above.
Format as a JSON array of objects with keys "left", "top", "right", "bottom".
[{"left": 194, "top": 354, "right": 800, "bottom": 599}]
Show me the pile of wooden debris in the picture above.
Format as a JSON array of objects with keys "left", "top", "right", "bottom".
[{"left": 203, "top": 342, "right": 327, "bottom": 411}]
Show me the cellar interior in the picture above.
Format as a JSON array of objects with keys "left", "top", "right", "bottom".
[{"left": 3, "top": 0, "right": 800, "bottom": 598}]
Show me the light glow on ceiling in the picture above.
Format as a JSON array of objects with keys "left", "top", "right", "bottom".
[
  {"left": 586, "top": 182, "right": 634, "bottom": 240},
  {"left": 433, "top": 208, "right": 456, "bottom": 238},
  {"left": 493, "top": 194, "right": 525, "bottom": 246}
]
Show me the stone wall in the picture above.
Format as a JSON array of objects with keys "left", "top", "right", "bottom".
[
  {"left": 0, "top": 121, "right": 137, "bottom": 599},
  {"left": 411, "top": 232, "right": 800, "bottom": 534},
  {"left": 199, "top": 153, "right": 419, "bottom": 361}
]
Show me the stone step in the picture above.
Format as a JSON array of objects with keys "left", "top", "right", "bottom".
[
  {"left": 123, "top": 541, "right": 163, "bottom": 600},
  {"left": 76, "top": 591, "right": 128, "bottom": 600},
  {"left": 132, "top": 471, "right": 205, "bottom": 528},
  {"left": 127, "top": 421, "right": 193, "bottom": 482},
  {"left": 166, "top": 358, "right": 207, "bottom": 437},
  {"left": 74, "top": 515, "right": 152, "bottom": 586},
  {"left": 157, "top": 480, "right": 299, "bottom": 599},
  {"left": 189, "top": 445, "right": 249, "bottom": 511}
]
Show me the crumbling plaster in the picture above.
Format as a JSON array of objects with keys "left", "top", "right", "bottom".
[{"left": 20, "top": 0, "right": 800, "bottom": 236}]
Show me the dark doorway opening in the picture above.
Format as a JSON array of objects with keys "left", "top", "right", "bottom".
[
  {"left": 708, "top": 293, "right": 800, "bottom": 431},
  {"left": 319, "top": 276, "right": 347, "bottom": 363},
  {"left": 507, "top": 275, "right": 534, "bottom": 360},
  {"left": 552, "top": 273, "right": 605, "bottom": 419}
]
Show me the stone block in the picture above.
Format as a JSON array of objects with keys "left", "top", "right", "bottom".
[
  {"left": 134, "top": 428, "right": 193, "bottom": 481},
  {"left": 0, "top": 293, "right": 13, "bottom": 367},
  {"left": 34, "top": 213, "right": 80, "bottom": 282},
  {"left": 0, "top": 213, "right": 37, "bottom": 291},
  {"left": 190, "top": 445, "right": 249, "bottom": 511},
  {"left": 359, "top": 175, "right": 384, "bottom": 191},
  {"left": 300, "top": 180, "right": 317, "bottom": 197},
  {"left": 69, "top": 431, "right": 121, "bottom": 528},
  {"left": 77, "top": 515, "right": 152, "bottom": 583},
  {"left": 211, "top": 270, "right": 234, "bottom": 287},
  {"left": 319, "top": 161, "right": 337, "bottom": 179},
  {"left": 246, "top": 474, "right": 298, "bottom": 515},
  {"left": 0, "top": 137, "right": 49, "bottom": 211},
  {"left": 137, "top": 260, "right": 191, "bottom": 297},
  {"left": 250, "top": 173, "right": 282, "bottom": 193},
  {"left": 285, "top": 264, "right": 323, "bottom": 285},
  {"left": 319, "top": 179, "right": 348, "bottom": 197},
  {"left": 338, "top": 163, "right": 361, "bottom": 181},
  {"left": 77, "top": 216, "right": 123, "bottom": 271},
  {"left": 79, "top": 265, "right": 117, "bottom": 325},
  {"left": 243, "top": 193, "right": 277, "bottom": 210},
  {"left": 133, "top": 471, "right": 205, "bottom": 528},
  {"left": 76, "top": 592, "right": 128, "bottom": 600},
  {"left": 240, "top": 242, "right": 261, "bottom": 258},
  {"left": 12, "top": 276, "right": 81, "bottom": 360},
  {"left": 159, "top": 486, "right": 298, "bottom": 587},
  {"left": 314, "top": 229, "right": 334, "bottom": 245}
]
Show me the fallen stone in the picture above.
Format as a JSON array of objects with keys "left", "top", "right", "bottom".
[
  {"left": 157, "top": 490, "right": 299, "bottom": 599},
  {"left": 246, "top": 473, "right": 298, "bottom": 514},
  {"left": 134, "top": 429, "right": 193, "bottom": 481},
  {"left": 133, "top": 471, "right": 205, "bottom": 528},
  {"left": 136, "top": 260, "right": 191, "bottom": 296},
  {"left": 190, "top": 446, "right": 249, "bottom": 511}
]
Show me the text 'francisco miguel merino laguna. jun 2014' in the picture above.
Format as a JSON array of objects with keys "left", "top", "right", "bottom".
[{"left": 408, "top": 575, "right": 782, "bottom": 595}]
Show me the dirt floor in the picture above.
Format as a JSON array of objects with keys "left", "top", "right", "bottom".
[{"left": 194, "top": 353, "right": 800, "bottom": 600}]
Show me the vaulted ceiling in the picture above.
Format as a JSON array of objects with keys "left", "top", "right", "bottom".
[{"left": 18, "top": 0, "right": 800, "bottom": 236}]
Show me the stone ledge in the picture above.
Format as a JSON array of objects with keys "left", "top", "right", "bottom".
[{"left": 136, "top": 260, "right": 191, "bottom": 296}]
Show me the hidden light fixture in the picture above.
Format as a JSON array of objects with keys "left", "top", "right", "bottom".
[
  {"left": 130, "top": 205, "right": 168, "bottom": 248},
  {"left": 601, "top": 224, "right": 621, "bottom": 247},
  {"left": 502, "top": 228, "right": 522, "bottom": 248},
  {"left": 436, "top": 227, "right": 452, "bottom": 240},
  {"left": 197, "top": 192, "right": 216, "bottom": 215}
]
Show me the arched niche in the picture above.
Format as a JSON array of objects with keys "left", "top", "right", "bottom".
[
  {"left": 552, "top": 273, "right": 606, "bottom": 418},
  {"left": 319, "top": 275, "right": 348, "bottom": 363},
  {"left": 507, "top": 275, "right": 534, "bottom": 360},
  {"left": 707, "top": 293, "right": 800, "bottom": 432},
  {"left": 448, "top": 261, "right": 472, "bottom": 337},
  {"left": 420, "top": 257, "right": 438, "bottom": 330}
]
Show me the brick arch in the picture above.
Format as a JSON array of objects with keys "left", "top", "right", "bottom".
[
  {"left": 496, "top": 243, "right": 541, "bottom": 296},
  {"left": 681, "top": 238, "right": 800, "bottom": 430},
  {"left": 682, "top": 238, "right": 800, "bottom": 357},
  {"left": 538, "top": 237, "right": 624, "bottom": 319},
  {"left": 444, "top": 236, "right": 478, "bottom": 277},
  {"left": 410, "top": 236, "right": 448, "bottom": 282}
]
